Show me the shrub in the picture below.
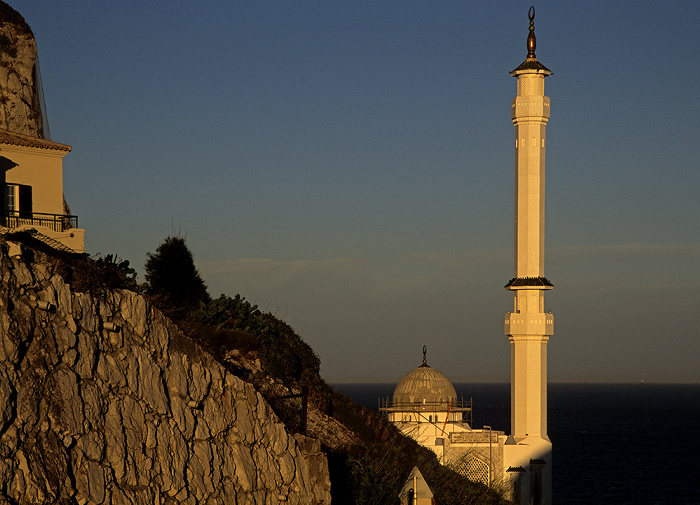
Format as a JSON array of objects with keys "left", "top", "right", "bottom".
[
  {"left": 144, "top": 236, "right": 210, "bottom": 310},
  {"left": 69, "top": 253, "right": 138, "bottom": 296},
  {"left": 196, "top": 294, "right": 320, "bottom": 385}
]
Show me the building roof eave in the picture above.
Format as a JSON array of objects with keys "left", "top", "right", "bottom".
[{"left": 0, "top": 128, "right": 72, "bottom": 152}]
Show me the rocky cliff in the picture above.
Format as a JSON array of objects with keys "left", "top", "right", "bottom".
[
  {"left": 0, "top": 1, "right": 43, "bottom": 137},
  {"left": 0, "top": 239, "right": 331, "bottom": 504}
]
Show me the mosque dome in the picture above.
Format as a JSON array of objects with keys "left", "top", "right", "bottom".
[{"left": 392, "top": 347, "right": 457, "bottom": 406}]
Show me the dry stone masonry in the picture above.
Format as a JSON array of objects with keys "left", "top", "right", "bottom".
[{"left": 0, "top": 242, "right": 331, "bottom": 504}]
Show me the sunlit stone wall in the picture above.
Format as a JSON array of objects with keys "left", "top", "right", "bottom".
[{"left": 0, "top": 242, "right": 330, "bottom": 504}]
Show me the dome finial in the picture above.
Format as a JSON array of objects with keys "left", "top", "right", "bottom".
[
  {"left": 421, "top": 345, "right": 428, "bottom": 367},
  {"left": 527, "top": 6, "right": 537, "bottom": 59}
]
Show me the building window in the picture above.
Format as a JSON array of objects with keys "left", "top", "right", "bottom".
[
  {"left": 4, "top": 184, "right": 17, "bottom": 212},
  {"left": 3, "top": 184, "right": 33, "bottom": 220},
  {"left": 18, "top": 185, "right": 32, "bottom": 218}
]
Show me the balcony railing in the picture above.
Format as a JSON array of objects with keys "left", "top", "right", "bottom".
[
  {"left": 379, "top": 397, "right": 473, "bottom": 425},
  {"left": 378, "top": 397, "right": 472, "bottom": 411},
  {"left": 1, "top": 210, "right": 78, "bottom": 232}
]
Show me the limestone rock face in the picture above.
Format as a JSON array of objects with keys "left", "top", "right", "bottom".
[
  {"left": 0, "top": 242, "right": 331, "bottom": 504},
  {"left": 0, "top": 3, "right": 44, "bottom": 137}
]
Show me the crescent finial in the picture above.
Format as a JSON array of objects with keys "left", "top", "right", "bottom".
[{"left": 527, "top": 6, "right": 537, "bottom": 59}]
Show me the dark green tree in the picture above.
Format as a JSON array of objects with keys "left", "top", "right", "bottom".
[{"left": 144, "top": 236, "right": 210, "bottom": 310}]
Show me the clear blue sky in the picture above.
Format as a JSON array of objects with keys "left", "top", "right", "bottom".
[{"left": 12, "top": 1, "right": 700, "bottom": 383}]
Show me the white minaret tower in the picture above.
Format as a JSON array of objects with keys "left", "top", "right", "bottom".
[{"left": 503, "top": 7, "right": 553, "bottom": 505}]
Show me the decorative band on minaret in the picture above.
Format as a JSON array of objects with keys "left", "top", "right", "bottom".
[{"left": 505, "top": 5, "right": 553, "bottom": 442}]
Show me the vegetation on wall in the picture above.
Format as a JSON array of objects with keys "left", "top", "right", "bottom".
[
  {"left": 0, "top": 1, "right": 32, "bottom": 38},
  {"left": 71, "top": 253, "right": 138, "bottom": 294},
  {"left": 0, "top": 33, "right": 17, "bottom": 59}
]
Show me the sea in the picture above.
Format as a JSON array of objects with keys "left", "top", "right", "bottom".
[{"left": 333, "top": 382, "right": 700, "bottom": 505}]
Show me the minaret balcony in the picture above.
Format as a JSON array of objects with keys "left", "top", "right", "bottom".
[
  {"left": 505, "top": 311, "right": 554, "bottom": 337},
  {"left": 511, "top": 96, "right": 550, "bottom": 121},
  {"left": 504, "top": 277, "right": 554, "bottom": 290}
]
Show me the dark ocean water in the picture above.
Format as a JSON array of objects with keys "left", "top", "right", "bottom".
[{"left": 333, "top": 383, "right": 700, "bottom": 505}]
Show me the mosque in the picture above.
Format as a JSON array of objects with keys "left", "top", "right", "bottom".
[{"left": 386, "top": 8, "right": 553, "bottom": 505}]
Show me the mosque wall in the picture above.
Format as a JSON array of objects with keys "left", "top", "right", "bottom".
[{"left": 443, "top": 434, "right": 505, "bottom": 487}]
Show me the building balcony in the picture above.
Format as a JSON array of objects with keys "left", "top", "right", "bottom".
[{"left": 1, "top": 210, "right": 78, "bottom": 232}]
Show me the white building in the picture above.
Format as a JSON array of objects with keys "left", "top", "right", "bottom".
[
  {"left": 381, "top": 349, "right": 511, "bottom": 496},
  {"left": 384, "top": 8, "right": 554, "bottom": 505}
]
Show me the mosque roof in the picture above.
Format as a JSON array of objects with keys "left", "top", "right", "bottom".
[{"left": 392, "top": 347, "right": 457, "bottom": 405}]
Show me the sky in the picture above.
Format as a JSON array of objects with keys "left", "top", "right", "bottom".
[{"left": 10, "top": 1, "right": 700, "bottom": 383}]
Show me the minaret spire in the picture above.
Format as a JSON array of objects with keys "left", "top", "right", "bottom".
[
  {"left": 502, "top": 6, "right": 554, "bottom": 504},
  {"left": 510, "top": 5, "right": 551, "bottom": 77},
  {"left": 527, "top": 6, "right": 537, "bottom": 59}
]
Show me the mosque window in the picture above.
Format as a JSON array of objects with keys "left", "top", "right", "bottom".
[
  {"left": 512, "top": 479, "right": 521, "bottom": 503},
  {"left": 454, "top": 457, "right": 489, "bottom": 485}
]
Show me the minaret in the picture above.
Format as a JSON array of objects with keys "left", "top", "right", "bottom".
[{"left": 503, "top": 6, "right": 553, "bottom": 504}]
